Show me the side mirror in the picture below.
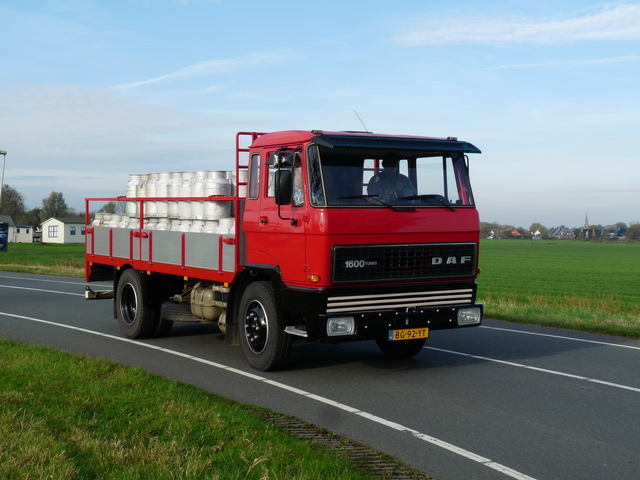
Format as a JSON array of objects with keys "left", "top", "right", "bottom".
[{"left": 275, "top": 169, "right": 292, "bottom": 205}]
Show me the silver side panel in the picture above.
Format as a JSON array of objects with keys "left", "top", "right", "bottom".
[{"left": 89, "top": 226, "right": 235, "bottom": 273}]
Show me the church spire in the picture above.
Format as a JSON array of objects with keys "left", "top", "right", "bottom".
[{"left": 584, "top": 212, "right": 589, "bottom": 228}]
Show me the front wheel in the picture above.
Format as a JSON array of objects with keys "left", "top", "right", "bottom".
[
  {"left": 116, "top": 269, "right": 158, "bottom": 339},
  {"left": 239, "top": 282, "right": 292, "bottom": 371},
  {"left": 375, "top": 337, "right": 426, "bottom": 359}
]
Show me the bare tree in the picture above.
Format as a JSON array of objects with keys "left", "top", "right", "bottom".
[{"left": 627, "top": 223, "right": 640, "bottom": 240}]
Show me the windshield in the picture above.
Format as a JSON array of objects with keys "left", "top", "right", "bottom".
[{"left": 307, "top": 145, "right": 475, "bottom": 208}]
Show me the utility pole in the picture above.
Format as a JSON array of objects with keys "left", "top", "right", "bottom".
[{"left": 0, "top": 150, "right": 6, "bottom": 211}]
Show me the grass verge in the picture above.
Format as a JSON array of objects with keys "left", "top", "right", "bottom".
[
  {"left": 1, "top": 340, "right": 425, "bottom": 480},
  {"left": 0, "top": 243, "right": 84, "bottom": 277}
]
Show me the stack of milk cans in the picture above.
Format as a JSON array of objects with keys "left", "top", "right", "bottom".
[{"left": 92, "top": 170, "right": 247, "bottom": 235}]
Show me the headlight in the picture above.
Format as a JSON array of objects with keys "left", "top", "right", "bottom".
[
  {"left": 327, "top": 317, "right": 355, "bottom": 336},
  {"left": 457, "top": 307, "right": 482, "bottom": 325}
]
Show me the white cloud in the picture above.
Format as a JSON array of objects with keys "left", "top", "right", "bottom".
[
  {"left": 112, "top": 49, "right": 305, "bottom": 90},
  {"left": 394, "top": 3, "right": 640, "bottom": 46}
]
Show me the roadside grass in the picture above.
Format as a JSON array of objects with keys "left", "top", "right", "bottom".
[
  {"left": 0, "top": 339, "right": 383, "bottom": 480},
  {"left": 477, "top": 240, "right": 640, "bottom": 337},
  {"left": 0, "top": 243, "right": 84, "bottom": 277}
]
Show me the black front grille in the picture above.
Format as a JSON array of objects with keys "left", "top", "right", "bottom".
[{"left": 332, "top": 243, "right": 477, "bottom": 283}]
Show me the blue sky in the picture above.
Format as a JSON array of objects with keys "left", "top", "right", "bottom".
[{"left": 1, "top": 0, "right": 639, "bottom": 228}]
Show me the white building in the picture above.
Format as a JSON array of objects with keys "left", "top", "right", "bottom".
[
  {"left": 12, "top": 225, "right": 34, "bottom": 243},
  {"left": 41, "top": 217, "right": 86, "bottom": 244},
  {"left": 0, "top": 214, "right": 36, "bottom": 243}
]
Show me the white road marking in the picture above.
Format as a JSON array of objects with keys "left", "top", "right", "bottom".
[
  {"left": 425, "top": 346, "right": 640, "bottom": 393},
  {"left": 0, "top": 311, "right": 537, "bottom": 480},
  {"left": 480, "top": 325, "right": 640, "bottom": 351},
  {"left": 0, "top": 284, "right": 85, "bottom": 297},
  {"left": 0, "top": 274, "right": 108, "bottom": 287}
]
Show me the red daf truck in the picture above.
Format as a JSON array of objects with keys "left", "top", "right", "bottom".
[{"left": 85, "top": 130, "right": 483, "bottom": 371}]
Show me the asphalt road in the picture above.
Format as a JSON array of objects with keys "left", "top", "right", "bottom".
[{"left": 1, "top": 271, "right": 639, "bottom": 480}]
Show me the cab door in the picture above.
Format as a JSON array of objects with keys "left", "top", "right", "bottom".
[{"left": 255, "top": 149, "right": 308, "bottom": 286}]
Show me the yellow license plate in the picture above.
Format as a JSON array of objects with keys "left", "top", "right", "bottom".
[{"left": 388, "top": 328, "right": 429, "bottom": 341}]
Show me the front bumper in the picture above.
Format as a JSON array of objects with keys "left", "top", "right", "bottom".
[{"left": 282, "top": 282, "right": 483, "bottom": 341}]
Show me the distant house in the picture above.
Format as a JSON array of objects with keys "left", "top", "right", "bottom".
[
  {"left": 510, "top": 228, "right": 525, "bottom": 239},
  {"left": 0, "top": 214, "right": 35, "bottom": 243},
  {"left": 546, "top": 226, "right": 576, "bottom": 239},
  {"left": 610, "top": 228, "right": 627, "bottom": 240},
  {"left": 41, "top": 217, "right": 86, "bottom": 244},
  {"left": 13, "top": 225, "right": 34, "bottom": 243},
  {"left": 574, "top": 227, "right": 602, "bottom": 239},
  {"left": 486, "top": 229, "right": 500, "bottom": 239}
]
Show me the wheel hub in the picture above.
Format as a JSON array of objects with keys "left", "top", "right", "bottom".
[
  {"left": 120, "top": 283, "right": 138, "bottom": 326},
  {"left": 244, "top": 301, "right": 268, "bottom": 354}
]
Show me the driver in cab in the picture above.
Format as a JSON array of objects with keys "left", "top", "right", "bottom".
[{"left": 367, "top": 153, "right": 416, "bottom": 203}]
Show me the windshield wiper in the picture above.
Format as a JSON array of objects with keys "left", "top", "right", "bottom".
[
  {"left": 400, "top": 194, "right": 455, "bottom": 211},
  {"left": 338, "top": 195, "right": 415, "bottom": 212}
]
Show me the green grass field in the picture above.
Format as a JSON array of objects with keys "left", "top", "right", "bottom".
[
  {"left": 0, "top": 243, "right": 84, "bottom": 277},
  {"left": 477, "top": 239, "right": 640, "bottom": 337}
]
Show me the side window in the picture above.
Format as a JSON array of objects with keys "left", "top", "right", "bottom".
[
  {"left": 414, "top": 156, "right": 469, "bottom": 205},
  {"left": 70, "top": 226, "right": 77, "bottom": 235},
  {"left": 248, "top": 153, "right": 260, "bottom": 199},
  {"left": 293, "top": 154, "right": 304, "bottom": 207},
  {"left": 307, "top": 145, "right": 326, "bottom": 206},
  {"left": 267, "top": 164, "right": 276, "bottom": 198}
]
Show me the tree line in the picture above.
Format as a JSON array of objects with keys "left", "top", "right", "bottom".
[
  {"left": 0, "top": 185, "right": 79, "bottom": 226},
  {"left": 481, "top": 221, "right": 640, "bottom": 240}
]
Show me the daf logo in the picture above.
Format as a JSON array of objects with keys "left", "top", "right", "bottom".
[{"left": 431, "top": 255, "right": 472, "bottom": 265}]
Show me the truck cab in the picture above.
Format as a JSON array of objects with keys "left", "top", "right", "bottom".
[{"left": 237, "top": 130, "right": 482, "bottom": 368}]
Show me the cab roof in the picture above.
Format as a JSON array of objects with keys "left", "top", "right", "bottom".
[{"left": 250, "top": 130, "right": 481, "bottom": 154}]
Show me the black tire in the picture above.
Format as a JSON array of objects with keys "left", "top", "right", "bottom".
[
  {"left": 160, "top": 301, "right": 194, "bottom": 322},
  {"left": 375, "top": 337, "right": 426, "bottom": 359},
  {"left": 116, "top": 269, "right": 158, "bottom": 339},
  {"left": 154, "top": 318, "right": 174, "bottom": 337},
  {"left": 238, "top": 281, "right": 292, "bottom": 371}
]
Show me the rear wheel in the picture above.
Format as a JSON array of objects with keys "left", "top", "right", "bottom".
[
  {"left": 375, "top": 337, "right": 426, "bottom": 358},
  {"left": 239, "top": 281, "right": 292, "bottom": 371},
  {"left": 116, "top": 269, "right": 158, "bottom": 339}
]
